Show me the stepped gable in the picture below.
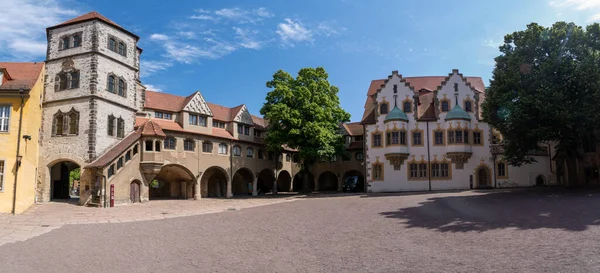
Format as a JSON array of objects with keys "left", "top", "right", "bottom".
[
  {"left": 0, "top": 62, "right": 44, "bottom": 91},
  {"left": 48, "top": 11, "right": 139, "bottom": 40},
  {"left": 85, "top": 131, "right": 141, "bottom": 168},
  {"left": 361, "top": 74, "right": 485, "bottom": 123}
]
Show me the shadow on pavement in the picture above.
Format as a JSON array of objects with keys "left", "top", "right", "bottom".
[{"left": 379, "top": 187, "right": 600, "bottom": 232}]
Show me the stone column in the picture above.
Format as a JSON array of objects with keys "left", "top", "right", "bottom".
[
  {"left": 226, "top": 177, "right": 233, "bottom": 198},
  {"left": 252, "top": 173, "right": 258, "bottom": 197},
  {"left": 194, "top": 172, "right": 202, "bottom": 200},
  {"left": 338, "top": 176, "right": 343, "bottom": 191},
  {"left": 314, "top": 174, "right": 319, "bottom": 192}
]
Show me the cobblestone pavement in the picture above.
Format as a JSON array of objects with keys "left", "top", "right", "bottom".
[
  {"left": 1, "top": 189, "right": 600, "bottom": 272},
  {"left": 0, "top": 195, "right": 299, "bottom": 247}
]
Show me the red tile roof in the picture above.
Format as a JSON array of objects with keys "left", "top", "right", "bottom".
[
  {"left": 342, "top": 122, "right": 363, "bottom": 136},
  {"left": 252, "top": 115, "right": 267, "bottom": 130},
  {"left": 136, "top": 119, "right": 166, "bottom": 137},
  {"left": 85, "top": 131, "right": 141, "bottom": 169},
  {"left": 206, "top": 102, "right": 232, "bottom": 121},
  {"left": 144, "top": 90, "right": 188, "bottom": 112},
  {"left": 361, "top": 74, "right": 486, "bottom": 123},
  {"left": 0, "top": 62, "right": 44, "bottom": 91},
  {"left": 48, "top": 11, "right": 139, "bottom": 40},
  {"left": 212, "top": 128, "right": 234, "bottom": 139}
]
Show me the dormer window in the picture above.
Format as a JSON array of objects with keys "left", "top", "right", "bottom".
[
  {"left": 212, "top": 121, "right": 226, "bottom": 128},
  {"left": 237, "top": 124, "right": 251, "bottom": 135},
  {"left": 155, "top": 111, "right": 172, "bottom": 120}
]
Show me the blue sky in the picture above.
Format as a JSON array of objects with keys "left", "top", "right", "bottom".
[{"left": 2, "top": 0, "right": 599, "bottom": 121}]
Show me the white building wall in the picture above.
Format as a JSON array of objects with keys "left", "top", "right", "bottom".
[{"left": 366, "top": 71, "right": 552, "bottom": 193}]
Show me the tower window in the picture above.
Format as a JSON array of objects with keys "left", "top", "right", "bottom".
[
  {"left": 403, "top": 101, "right": 412, "bottom": 113},
  {"left": 380, "top": 103, "right": 388, "bottom": 114},
  {"left": 441, "top": 101, "right": 450, "bottom": 112},
  {"left": 118, "top": 42, "right": 126, "bottom": 56},
  {"left": 464, "top": 101, "right": 472, "bottom": 112},
  {"left": 109, "top": 38, "right": 117, "bottom": 52}
]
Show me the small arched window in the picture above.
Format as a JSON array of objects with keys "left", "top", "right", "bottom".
[
  {"left": 117, "top": 117, "right": 125, "bottom": 138},
  {"left": 403, "top": 101, "right": 412, "bottom": 113},
  {"left": 218, "top": 143, "right": 228, "bottom": 154},
  {"left": 464, "top": 101, "right": 473, "bottom": 112},
  {"left": 233, "top": 146, "right": 241, "bottom": 156},
  {"left": 441, "top": 101, "right": 450, "bottom": 112},
  {"left": 246, "top": 147, "right": 254, "bottom": 158},
  {"left": 107, "top": 115, "right": 115, "bottom": 136},
  {"left": 68, "top": 111, "right": 78, "bottom": 135}
]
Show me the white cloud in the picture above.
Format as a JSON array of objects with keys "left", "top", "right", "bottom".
[
  {"left": 140, "top": 60, "right": 173, "bottom": 78},
  {"left": 150, "top": 33, "right": 169, "bottom": 41},
  {"left": 190, "top": 14, "right": 218, "bottom": 21},
  {"left": 549, "top": 0, "right": 600, "bottom": 21},
  {"left": 214, "top": 7, "right": 274, "bottom": 24},
  {"left": 234, "top": 27, "right": 263, "bottom": 49},
  {"left": 277, "top": 19, "right": 313, "bottom": 45},
  {"left": 144, "top": 84, "right": 164, "bottom": 92},
  {"left": 0, "top": 0, "right": 77, "bottom": 58},
  {"left": 316, "top": 21, "right": 347, "bottom": 37}
]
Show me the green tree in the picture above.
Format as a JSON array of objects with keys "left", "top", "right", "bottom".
[
  {"left": 69, "top": 168, "right": 80, "bottom": 189},
  {"left": 260, "top": 67, "right": 350, "bottom": 191},
  {"left": 482, "top": 22, "right": 600, "bottom": 185}
]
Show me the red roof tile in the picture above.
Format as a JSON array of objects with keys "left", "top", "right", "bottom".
[
  {"left": 48, "top": 11, "right": 139, "bottom": 40},
  {"left": 342, "top": 122, "right": 363, "bottom": 136},
  {"left": 0, "top": 62, "right": 44, "bottom": 91},
  {"left": 212, "top": 128, "right": 234, "bottom": 139},
  {"left": 136, "top": 119, "right": 166, "bottom": 137},
  {"left": 207, "top": 102, "right": 232, "bottom": 121},
  {"left": 144, "top": 90, "right": 188, "bottom": 112},
  {"left": 252, "top": 115, "right": 267, "bottom": 130},
  {"left": 361, "top": 74, "right": 486, "bottom": 123},
  {"left": 85, "top": 132, "right": 141, "bottom": 168}
]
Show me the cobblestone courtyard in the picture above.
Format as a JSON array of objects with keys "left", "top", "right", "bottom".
[{"left": 1, "top": 189, "right": 600, "bottom": 272}]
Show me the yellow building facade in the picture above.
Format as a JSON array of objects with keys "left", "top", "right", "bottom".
[{"left": 0, "top": 62, "right": 44, "bottom": 214}]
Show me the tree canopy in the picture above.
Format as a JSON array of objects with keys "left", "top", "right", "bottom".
[
  {"left": 482, "top": 22, "right": 600, "bottom": 183},
  {"left": 260, "top": 67, "right": 350, "bottom": 172}
]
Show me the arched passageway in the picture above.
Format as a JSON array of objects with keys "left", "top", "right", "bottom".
[
  {"left": 476, "top": 166, "right": 491, "bottom": 189},
  {"left": 202, "top": 166, "right": 228, "bottom": 198},
  {"left": 49, "top": 161, "right": 81, "bottom": 201},
  {"left": 293, "top": 171, "right": 315, "bottom": 192},
  {"left": 232, "top": 168, "right": 254, "bottom": 196},
  {"left": 318, "top": 171, "right": 338, "bottom": 191},
  {"left": 257, "top": 169, "right": 275, "bottom": 194},
  {"left": 343, "top": 170, "right": 365, "bottom": 192},
  {"left": 151, "top": 164, "right": 195, "bottom": 200},
  {"left": 277, "top": 170, "right": 292, "bottom": 192}
]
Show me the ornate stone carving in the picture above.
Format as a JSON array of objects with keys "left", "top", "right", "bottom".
[
  {"left": 233, "top": 105, "right": 254, "bottom": 125},
  {"left": 385, "top": 153, "right": 409, "bottom": 170},
  {"left": 446, "top": 152, "right": 472, "bottom": 169},
  {"left": 183, "top": 91, "right": 213, "bottom": 116}
]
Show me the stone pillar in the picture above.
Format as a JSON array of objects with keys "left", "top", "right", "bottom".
[
  {"left": 252, "top": 173, "right": 258, "bottom": 197},
  {"left": 273, "top": 169, "right": 278, "bottom": 195},
  {"left": 194, "top": 179, "right": 201, "bottom": 200},
  {"left": 226, "top": 177, "right": 233, "bottom": 198},
  {"left": 338, "top": 176, "right": 343, "bottom": 191},
  {"left": 314, "top": 174, "right": 319, "bottom": 192}
]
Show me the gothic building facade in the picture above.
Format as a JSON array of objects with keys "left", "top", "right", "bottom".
[{"left": 360, "top": 70, "right": 553, "bottom": 192}]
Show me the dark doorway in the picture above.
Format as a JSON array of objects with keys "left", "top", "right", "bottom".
[
  {"left": 151, "top": 164, "right": 195, "bottom": 200},
  {"left": 343, "top": 170, "right": 365, "bottom": 192},
  {"left": 50, "top": 161, "right": 80, "bottom": 201},
  {"left": 232, "top": 168, "right": 253, "bottom": 196},
  {"left": 536, "top": 175, "right": 545, "bottom": 186},
  {"left": 258, "top": 169, "right": 275, "bottom": 194},
  {"left": 293, "top": 172, "right": 315, "bottom": 192},
  {"left": 277, "top": 170, "right": 292, "bottom": 192},
  {"left": 130, "top": 181, "right": 141, "bottom": 203},
  {"left": 202, "top": 166, "right": 228, "bottom": 198},
  {"left": 318, "top": 171, "right": 338, "bottom": 191},
  {"left": 477, "top": 167, "right": 490, "bottom": 188}
]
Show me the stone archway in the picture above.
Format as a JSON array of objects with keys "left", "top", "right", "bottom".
[
  {"left": 257, "top": 169, "right": 275, "bottom": 194},
  {"left": 232, "top": 168, "right": 254, "bottom": 196},
  {"left": 201, "top": 166, "right": 229, "bottom": 198},
  {"left": 343, "top": 170, "right": 365, "bottom": 192},
  {"left": 151, "top": 164, "right": 195, "bottom": 199},
  {"left": 277, "top": 170, "right": 292, "bottom": 192},
  {"left": 293, "top": 171, "right": 315, "bottom": 192},
  {"left": 318, "top": 171, "right": 338, "bottom": 191},
  {"left": 49, "top": 160, "right": 81, "bottom": 201},
  {"left": 475, "top": 165, "right": 492, "bottom": 189}
]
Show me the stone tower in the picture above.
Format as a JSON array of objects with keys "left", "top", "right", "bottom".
[{"left": 38, "top": 12, "right": 143, "bottom": 202}]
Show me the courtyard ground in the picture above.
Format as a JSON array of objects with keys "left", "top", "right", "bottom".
[{"left": 1, "top": 188, "right": 599, "bottom": 272}]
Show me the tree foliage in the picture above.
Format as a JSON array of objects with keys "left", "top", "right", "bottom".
[
  {"left": 483, "top": 22, "right": 600, "bottom": 183},
  {"left": 69, "top": 168, "right": 80, "bottom": 188},
  {"left": 260, "top": 67, "right": 350, "bottom": 171}
]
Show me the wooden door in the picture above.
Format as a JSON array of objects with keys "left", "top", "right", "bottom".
[{"left": 130, "top": 182, "right": 140, "bottom": 203}]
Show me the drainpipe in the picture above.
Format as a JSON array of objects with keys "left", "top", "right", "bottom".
[
  {"left": 493, "top": 154, "right": 497, "bottom": 188},
  {"left": 426, "top": 121, "right": 431, "bottom": 191},
  {"left": 11, "top": 89, "right": 25, "bottom": 214}
]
